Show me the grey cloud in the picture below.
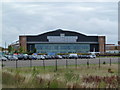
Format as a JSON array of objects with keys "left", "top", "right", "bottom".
[{"left": 2, "top": 2, "right": 118, "bottom": 47}]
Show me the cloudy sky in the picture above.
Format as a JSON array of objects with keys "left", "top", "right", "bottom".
[{"left": 1, "top": 1, "right": 118, "bottom": 47}]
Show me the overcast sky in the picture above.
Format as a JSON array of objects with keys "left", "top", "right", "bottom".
[{"left": 1, "top": 1, "right": 118, "bottom": 47}]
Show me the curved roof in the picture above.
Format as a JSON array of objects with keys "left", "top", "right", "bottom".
[
  {"left": 38, "top": 29, "right": 86, "bottom": 36},
  {"left": 26, "top": 29, "right": 98, "bottom": 42}
]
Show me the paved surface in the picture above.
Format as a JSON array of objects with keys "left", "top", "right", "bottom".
[{"left": 1, "top": 57, "right": 118, "bottom": 68}]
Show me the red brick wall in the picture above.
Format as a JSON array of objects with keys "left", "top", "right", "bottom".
[
  {"left": 19, "top": 36, "right": 27, "bottom": 52},
  {"left": 98, "top": 36, "right": 106, "bottom": 53}
]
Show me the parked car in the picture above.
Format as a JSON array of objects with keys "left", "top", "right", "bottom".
[
  {"left": 23, "top": 54, "right": 29, "bottom": 60},
  {"left": 28, "top": 55, "right": 37, "bottom": 60},
  {"left": 69, "top": 54, "right": 78, "bottom": 59},
  {"left": 0, "top": 56, "right": 8, "bottom": 61},
  {"left": 44, "top": 55, "right": 52, "bottom": 59},
  {"left": 4, "top": 55, "right": 9, "bottom": 58},
  {"left": 78, "top": 55, "right": 82, "bottom": 59},
  {"left": 78, "top": 55, "right": 96, "bottom": 59},
  {"left": 54, "top": 55, "right": 62, "bottom": 59},
  {"left": 17, "top": 54, "right": 24, "bottom": 60},
  {"left": 37, "top": 55, "right": 45, "bottom": 60},
  {"left": 78, "top": 55, "right": 88, "bottom": 59},
  {"left": 18, "top": 54, "right": 28, "bottom": 60},
  {"left": 7, "top": 55, "right": 18, "bottom": 60},
  {"left": 51, "top": 55, "right": 56, "bottom": 59},
  {"left": 89, "top": 55, "right": 96, "bottom": 59},
  {"left": 62, "top": 55, "right": 69, "bottom": 59}
]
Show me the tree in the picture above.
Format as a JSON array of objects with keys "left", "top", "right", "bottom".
[
  {"left": 8, "top": 45, "right": 13, "bottom": 53},
  {"left": 33, "top": 48, "right": 37, "bottom": 53},
  {"left": 14, "top": 50, "right": 18, "bottom": 53},
  {"left": 19, "top": 46, "right": 24, "bottom": 53}
]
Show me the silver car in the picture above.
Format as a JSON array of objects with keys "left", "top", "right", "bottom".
[
  {"left": 0, "top": 56, "right": 8, "bottom": 61},
  {"left": 7, "top": 55, "right": 18, "bottom": 60},
  {"left": 37, "top": 55, "right": 45, "bottom": 60}
]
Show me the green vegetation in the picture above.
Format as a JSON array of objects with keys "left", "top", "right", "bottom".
[
  {"left": 8, "top": 45, "right": 14, "bottom": 54},
  {"left": 2, "top": 64, "right": 119, "bottom": 88}
]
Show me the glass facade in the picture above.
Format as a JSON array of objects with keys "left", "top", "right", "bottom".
[{"left": 35, "top": 43, "right": 90, "bottom": 53}]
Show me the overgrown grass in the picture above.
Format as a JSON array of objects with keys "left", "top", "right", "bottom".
[{"left": 2, "top": 64, "right": 119, "bottom": 88}]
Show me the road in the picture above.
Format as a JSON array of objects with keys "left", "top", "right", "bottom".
[{"left": 1, "top": 57, "right": 119, "bottom": 68}]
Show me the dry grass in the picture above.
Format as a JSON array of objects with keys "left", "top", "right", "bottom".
[{"left": 2, "top": 64, "right": 119, "bottom": 88}]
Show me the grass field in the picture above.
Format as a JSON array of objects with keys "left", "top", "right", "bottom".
[{"left": 2, "top": 64, "right": 119, "bottom": 88}]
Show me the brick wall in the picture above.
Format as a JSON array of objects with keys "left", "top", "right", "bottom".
[
  {"left": 98, "top": 36, "right": 106, "bottom": 53},
  {"left": 19, "top": 36, "right": 27, "bottom": 52}
]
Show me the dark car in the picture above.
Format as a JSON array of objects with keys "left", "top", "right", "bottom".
[
  {"left": 50, "top": 55, "right": 55, "bottom": 59},
  {"left": 18, "top": 54, "right": 29, "bottom": 60},
  {"left": 54, "top": 55, "right": 62, "bottom": 59},
  {"left": 17, "top": 55, "right": 24, "bottom": 60},
  {"left": 79, "top": 55, "right": 91, "bottom": 59},
  {"left": 62, "top": 55, "right": 69, "bottom": 59}
]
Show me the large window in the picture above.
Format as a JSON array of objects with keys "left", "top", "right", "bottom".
[{"left": 35, "top": 43, "right": 90, "bottom": 53}]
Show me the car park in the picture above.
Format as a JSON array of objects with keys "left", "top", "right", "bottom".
[{"left": 3, "top": 53, "right": 96, "bottom": 60}]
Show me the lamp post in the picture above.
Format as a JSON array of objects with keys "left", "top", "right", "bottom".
[{"left": 5, "top": 42, "right": 6, "bottom": 54}]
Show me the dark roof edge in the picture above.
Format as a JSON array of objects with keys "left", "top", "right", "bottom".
[{"left": 19, "top": 29, "right": 101, "bottom": 37}]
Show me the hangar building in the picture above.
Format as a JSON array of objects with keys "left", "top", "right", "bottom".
[{"left": 19, "top": 29, "right": 106, "bottom": 54}]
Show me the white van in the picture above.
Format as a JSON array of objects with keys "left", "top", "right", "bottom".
[{"left": 69, "top": 54, "right": 78, "bottom": 59}]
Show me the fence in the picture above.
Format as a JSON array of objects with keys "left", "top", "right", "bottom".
[{"left": 1, "top": 57, "right": 118, "bottom": 71}]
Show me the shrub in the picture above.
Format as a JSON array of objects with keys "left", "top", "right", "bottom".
[
  {"left": 2, "top": 72, "right": 25, "bottom": 87},
  {"left": 64, "top": 70, "right": 80, "bottom": 82},
  {"left": 103, "top": 61, "right": 106, "bottom": 64}
]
